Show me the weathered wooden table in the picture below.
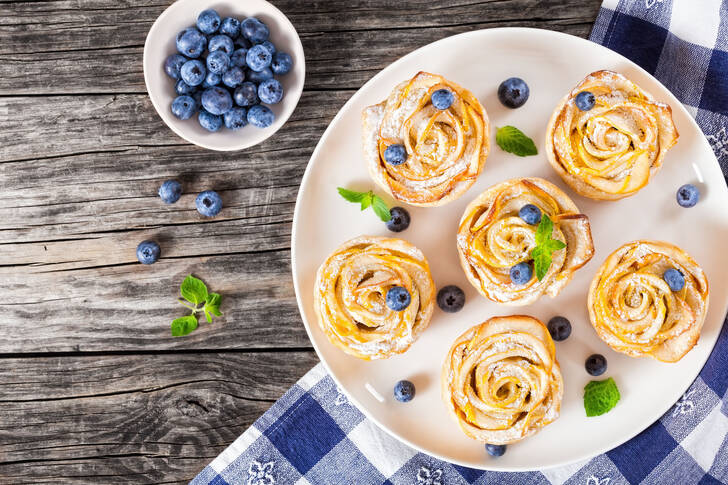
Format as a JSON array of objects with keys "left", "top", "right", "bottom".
[{"left": 0, "top": 1, "right": 602, "bottom": 482}]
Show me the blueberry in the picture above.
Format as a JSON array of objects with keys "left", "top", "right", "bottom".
[
  {"left": 136, "top": 240, "right": 160, "bottom": 265},
  {"left": 519, "top": 204, "right": 542, "bottom": 225},
  {"left": 383, "top": 144, "right": 407, "bottom": 165},
  {"left": 220, "top": 17, "right": 240, "bottom": 37},
  {"left": 223, "top": 107, "right": 248, "bottom": 130},
  {"left": 547, "top": 316, "right": 572, "bottom": 342},
  {"left": 201, "top": 87, "right": 233, "bottom": 115},
  {"left": 431, "top": 89, "right": 454, "bottom": 110},
  {"left": 192, "top": 90, "right": 203, "bottom": 110},
  {"left": 234, "top": 82, "right": 259, "bottom": 106},
  {"left": 234, "top": 35, "right": 251, "bottom": 49},
  {"left": 271, "top": 52, "right": 293, "bottom": 75},
  {"left": 196, "top": 190, "right": 223, "bottom": 217},
  {"left": 158, "top": 180, "right": 182, "bottom": 204},
  {"left": 386, "top": 286, "right": 411, "bottom": 311},
  {"left": 230, "top": 48, "right": 248, "bottom": 68},
  {"left": 437, "top": 285, "right": 465, "bottom": 313},
  {"left": 258, "top": 40, "right": 276, "bottom": 55},
  {"left": 676, "top": 184, "right": 699, "bottom": 208},
  {"left": 498, "top": 77, "right": 530, "bottom": 109},
  {"left": 585, "top": 354, "right": 607, "bottom": 376},
  {"left": 386, "top": 206, "right": 410, "bottom": 232},
  {"left": 258, "top": 78, "right": 283, "bottom": 104},
  {"left": 206, "top": 50, "right": 230, "bottom": 74},
  {"left": 171, "top": 95, "right": 196, "bottom": 120},
  {"left": 486, "top": 444, "right": 506, "bottom": 457},
  {"left": 663, "top": 268, "right": 685, "bottom": 291},
  {"left": 198, "top": 110, "right": 223, "bottom": 132},
  {"left": 222, "top": 67, "right": 245, "bottom": 88},
  {"left": 246, "top": 44, "right": 273, "bottom": 72},
  {"left": 575, "top": 91, "right": 595, "bottom": 111},
  {"left": 175, "top": 79, "right": 195, "bottom": 95},
  {"left": 203, "top": 71, "right": 221, "bottom": 88},
  {"left": 208, "top": 34, "right": 234, "bottom": 56},
  {"left": 246, "top": 67, "right": 273, "bottom": 84},
  {"left": 393, "top": 380, "right": 415, "bottom": 402},
  {"left": 180, "top": 59, "right": 206, "bottom": 86},
  {"left": 510, "top": 262, "right": 533, "bottom": 285},
  {"left": 164, "top": 54, "right": 188, "bottom": 79},
  {"left": 176, "top": 28, "right": 207, "bottom": 59},
  {"left": 196, "top": 9, "right": 221, "bottom": 35},
  {"left": 241, "top": 17, "right": 269, "bottom": 43},
  {"left": 247, "top": 105, "right": 274, "bottom": 128}
]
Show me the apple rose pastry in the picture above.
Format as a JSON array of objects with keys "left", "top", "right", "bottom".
[
  {"left": 457, "top": 178, "right": 594, "bottom": 306},
  {"left": 546, "top": 70, "right": 678, "bottom": 200},
  {"left": 314, "top": 236, "right": 436, "bottom": 360},
  {"left": 442, "top": 315, "right": 563, "bottom": 444},
  {"left": 362, "top": 71, "right": 489, "bottom": 207},
  {"left": 588, "top": 241, "right": 709, "bottom": 362}
]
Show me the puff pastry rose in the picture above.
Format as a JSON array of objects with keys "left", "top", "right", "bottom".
[
  {"left": 314, "top": 236, "right": 436, "bottom": 360},
  {"left": 362, "top": 71, "right": 489, "bottom": 206},
  {"left": 441, "top": 315, "right": 563, "bottom": 444},
  {"left": 457, "top": 178, "right": 594, "bottom": 306},
  {"left": 588, "top": 241, "right": 709, "bottom": 362},
  {"left": 546, "top": 70, "right": 678, "bottom": 200}
]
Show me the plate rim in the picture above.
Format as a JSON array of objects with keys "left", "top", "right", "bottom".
[{"left": 291, "top": 26, "right": 728, "bottom": 471}]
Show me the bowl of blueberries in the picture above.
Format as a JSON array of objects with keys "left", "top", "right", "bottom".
[{"left": 143, "top": 0, "right": 305, "bottom": 151}]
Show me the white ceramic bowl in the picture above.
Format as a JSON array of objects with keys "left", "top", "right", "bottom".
[{"left": 143, "top": 0, "right": 305, "bottom": 151}]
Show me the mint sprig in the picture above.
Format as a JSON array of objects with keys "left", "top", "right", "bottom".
[
  {"left": 496, "top": 126, "right": 538, "bottom": 156},
  {"left": 172, "top": 275, "right": 223, "bottom": 336},
  {"left": 530, "top": 214, "right": 566, "bottom": 280},
  {"left": 584, "top": 377, "right": 621, "bottom": 417},
  {"left": 337, "top": 187, "right": 391, "bottom": 222}
]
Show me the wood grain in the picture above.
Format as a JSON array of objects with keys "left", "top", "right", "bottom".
[{"left": 0, "top": 0, "right": 603, "bottom": 482}]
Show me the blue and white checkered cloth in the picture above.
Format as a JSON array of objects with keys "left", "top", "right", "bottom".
[{"left": 192, "top": 1, "right": 728, "bottom": 483}]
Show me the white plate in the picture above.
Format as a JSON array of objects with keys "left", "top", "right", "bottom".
[
  {"left": 291, "top": 28, "right": 728, "bottom": 471},
  {"left": 143, "top": 0, "right": 305, "bottom": 151}
]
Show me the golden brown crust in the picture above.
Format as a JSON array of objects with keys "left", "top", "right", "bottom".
[
  {"left": 456, "top": 177, "right": 594, "bottom": 306},
  {"left": 441, "top": 315, "right": 563, "bottom": 444},
  {"left": 545, "top": 70, "right": 678, "bottom": 200},
  {"left": 362, "top": 71, "right": 489, "bottom": 207},
  {"left": 313, "top": 236, "right": 436, "bottom": 360},
  {"left": 587, "top": 240, "right": 709, "bottom": 362}
]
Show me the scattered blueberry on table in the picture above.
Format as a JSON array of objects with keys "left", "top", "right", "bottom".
[
  {"left": 519, "top": 204, "right": 542, "bottom": 225},
  {"left": 386, "top": 286, "right": 411, "bottom": 311},
  {"left": 386, "top": 206, "right": 410, "bottom": 232},
  {"left": 498, "top": 77, "right": 529, "bottom": 108},
  {"left": 164, "top": 10, "right": 293, "bottom": 132},
  {"left": 383, "top": 144, "right": 407, "bottom": 165},
  {"left": 585, "top": 354, "right": 607, "bottom": 376},
  {"left": 393, "top": 380, "right": 415, "bottom": 402},
  {"left": 485, "top": 444, "right": 506, "bottom": 457},
  {"left": 196, "top": 190, "right": 223, "bottom": 217},
  {"left": 663, "top": 268, "right": 685, "bottom": 291},
  {"left": 676, "top": 183, "right": 699, "bottom": 208},
  {"left": 158, "top": 180, "right": 182, "bottom": 204},
  {"left": 575, "top": 90, "right": 596, "bottom": 111},
  {"left": 510, "top": 261, "right": 533, "bottom": 285},
  {"left": 547, "top": 316, "right": 571, "bottom": 341},
  {"left": 137, "top": 240, "right": 161, "bottom": 265},
  {"left": 437, "top": 285, "right": 465, "bottom": 313}
]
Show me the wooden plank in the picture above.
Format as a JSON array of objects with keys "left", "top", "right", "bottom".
[
  {"left": 0, "top": 0, "right": 602, "bottom": 94},
  {"left": 0, "top": 351, "right": 319, "bottom": 484}
]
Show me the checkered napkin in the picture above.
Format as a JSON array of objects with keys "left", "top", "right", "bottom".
[{"left": 192, "top": 1, "right": 728, "bottom": 484}]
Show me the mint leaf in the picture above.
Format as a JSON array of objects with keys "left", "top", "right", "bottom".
[
  {"left": 204, "top": 293, "right": 223, "bottom": 323},
  {"left": 181, "top": 275, "right": 208, "bottom": 305},
  {"left": 584, "top": 377, "right": 621, "bottom": 417},
  {"left": 496, "top": 126, "right": 538, "bottom": 156},
  {"left": 371, "top": 195, "right": 391, "bottom": 222},
  {"left": 171, "top": 315, "right": 198, "bottom": 337},
  {"left": 530, "top": 214, "right": 566, "bottom": 281},
  {"left": 337, "top": 187, "right": 390, "bottom": 221}
]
